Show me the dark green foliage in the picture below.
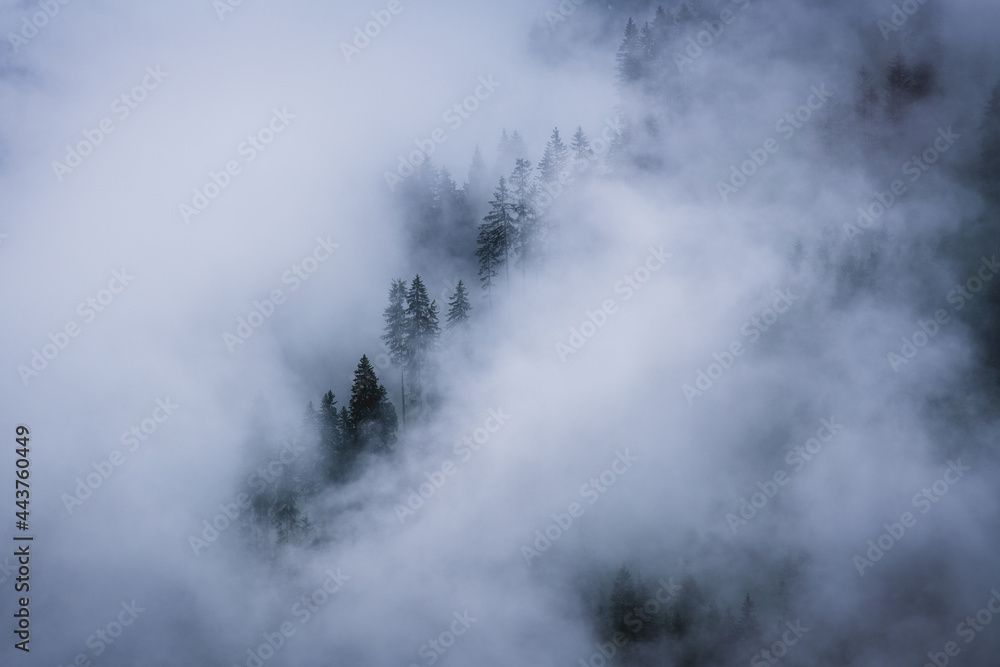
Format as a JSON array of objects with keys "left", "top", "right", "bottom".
[
  {"left": 346, "top": 355, "right": 397, "bottom": 456},
  {"left": 404, "top": 276, "right": 440, "bottom": 414},
  {"left": 739, "top": 593, "right": 760, "bottom": 639},
  {"left": 538, "top": 128, "right": 569, "bottom": 184},
  {"left": 884, "top": 52, "right": 915, "bottom": 126},
  {"left": 616, "top": 18, "right": 644, "bottom": 85},
  {"left": 381, "top": 278, "right": 409, "bottom": 431},
  {"left": 477, "top": 176, "right": 514, "bottom": 309},
  {"left": 510, "top": 158, "right": 541, "bottom": 273},
  {"left": 446, "top": 280, "right": 472, "bottom": 329},
  {"left": 319, "top": 390, "right": 343, "bottom": 480},
  {"left": 571, "top": 126, "right": 593, "bottom": 161}
]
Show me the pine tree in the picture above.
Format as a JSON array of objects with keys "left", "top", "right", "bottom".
[
  {"left": 639, "top": 21, "right": 654, "bottom": 63},
  {"left": 606, "top": 119, "right": 633, "bottom": 176},
  {"left": 571, "top": 126, "right": 593, "bottom": 162},
  {"left": 405, "top": 276, "right": 440, "bottom": 415},
  {"left": 885, "top": 52, "right": 915, "bottom": 127},
  {"left": 477, "top": 177, "right": 515, "bottom": 308},
  {"left": 346, "top": 355, "right": 397, "bottom": 458},
  {"left": 739, "top": 593, "right": 760, "bottom": 639},
  {"left": 446, "top": 280, "right": 472, "bottom": 329},
  {"left": 616, "top": 18, "right": 643, "bottom": 85},
  {"left": 538, "top": 128, "right": 569, "bottom": 184},
  {"left": 649, "top": 6, "right": 672, "bottom": 58},
  {"left": 497, "top": 128, "right": 510, "bottom": 156},
  {"left": 273, "top": 464, "right": 303, "bottom": 545},
  {"left": 302, "top": 400, "right": 320, "bottom": 438},
  {"left": 381, "top": 279, "right": 408, "bottom": 434},
  {"left": 319, "top": 390, "right": 343, "bottom": 480},
  {"left": 497, "top": 129, "right": 527, "bottom": 177},
  {"left": 675, "top": 1, "right": 697, "bottom": 23},
  {"left": 607, "top": 565, "right": 636, "bottom": 636},
  {"left": 508, "top": 131, "right": 527, "bottom": 160},
  {"left": 465, "top": 145, "right": 489, "bottom": 203},
  {"left": 510, "top": 158, "right": 540, "bottom": 274}
]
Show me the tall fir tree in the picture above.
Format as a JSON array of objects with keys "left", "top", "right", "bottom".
[
  {"left": 319, "top": 390, "right": 343, "bottom": 480},
  {"left": 571, "top": 126, "right": 593, "bottom": 161},
  {"left": 649, "top": 5, "right": 673, "bottom": 58},
  {"left": 885, "top": 52, "right": 915, "bottom": 127},
  {"left": 497, "top": 129, "right": 528, "bottom": 177},
  {"left": 465, "top": 145, "right": 490, "bottom": 206},
  {"left": 616, "top": 18, "right": 643, "bottom": 85},
  {"left": 345, "top": 355, "right": 397, "bottom": 457},
  {"left": 538, "top": 128, "right": 570, "bottom": 184},
  {"left": 381, "top": 279, "right": 408, "bottom": 433},
  {"left": 676, "top": 0, "right": 697, "bottom": 23},
  {"left": 606, "top": 565, "right": 641, "bottom": 640},
  {"left": 739, "top": 593, "right": 760, "bottom": 639},
  {"left": 477, "top": 176, "right": 515, "bottom": 308},
  {"left": 510, "top": 157, "right": 540, "bottom": 274},
  {"left": 404, "top": 276, "right": 440, "bottom": 416},
  {"left": 446, "top": 280, "right": 472, "bottom": 329}
]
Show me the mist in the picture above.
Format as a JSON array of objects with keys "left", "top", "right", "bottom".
[{"left": 1, "top": 0, "right": 1000, "bottom": 665}]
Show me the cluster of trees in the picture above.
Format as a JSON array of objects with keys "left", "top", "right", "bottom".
[
  {"left": 615, "top": 4, "right": 704, "bottom": 87},
  {"left": 234, "top": 1, "right": 1000, "bottom": 567},
  {"left": 234, "top": 356, "right": 400, "bottom": 556},
  {"left": 380, "top": 274, "right": 474, "bottom": 427},
  {"left": 590, "top": 564, "right": 804, "bottom": 665},
  {"left": 396, "top": 121, "right": 614, "bottom": 318},
  {"left": 475, "top": 127, "right": 585, "bottom": 307}
]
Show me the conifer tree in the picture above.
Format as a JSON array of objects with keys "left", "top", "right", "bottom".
[
  {"left": 606, "top": 565, "right": 636, "bottom": 635},
  {"left": 273, "top": 464, "right": 303, "bottom": 545},
  {"left": 510, "top": 158, "right": 540, "bottom": 274},
  {"left": 649, "top": 5, "right": 672, "bottom": 58},
  {"left": 381, "top": 279, "right": 408, "bottom": 433},
  {"left": 508, "top": 131, "right": 527, "bottom": 160},
  {"left": 739, "top": 593, "right": 760, "bottom": 638},
  {"left": 404, "top": 276, "right": 440, "bottom": 415},
  {"left": 885, "top": 52, "right": 915, "bottom": 127},
  {"left": 639, "top": 21, "right": 654, "bottom": 63},
  {"left": 497, "top": 129, "right": 528, "bottom": 177},
  {"left": 616, "top": 18, "right": 643, "bottom": 85},
  {"left": 319, "top": 390, "right": 343, "bottom": 480},
  {"left": 676, "top": 1, "right": 697, "bottom": 23},
  {"left": 538, "top": 128, "right": 569, "bottom": 184},
  {"left": 446, "top": 280, "right": 472, "bottom": 329},
  {"left": 571, "top": 126, "right": 593, "bottom": 161},
  {"left": 477, "top": 176, "right": 515, "bottom": 307},
  {"left": 345, "top": 355, "right": 397, "bottom": 458},
  {"left": 465, "top": 145, "right": 490, "bottom": 204},
  {"left": 606, "top": 119, "right": 633, "bottom": 176}
]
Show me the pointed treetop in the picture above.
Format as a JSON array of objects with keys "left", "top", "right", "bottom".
[{"left": 446, "top": 280, "right": 472, "bottom": 328}]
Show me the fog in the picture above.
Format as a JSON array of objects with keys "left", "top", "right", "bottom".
[{"left": 1, "top": 0, "right": 1000, "bottom": 665}]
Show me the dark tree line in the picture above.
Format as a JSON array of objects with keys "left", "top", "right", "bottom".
[{"left": 589, "top": 563, "right": 802, "bottom": 666}]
